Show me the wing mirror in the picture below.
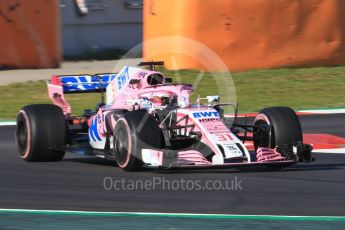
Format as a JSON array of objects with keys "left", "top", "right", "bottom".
[
  {"left": 207, "top": 95, "right": 220, "bottom": 106},
  {"left": 164, "top": 78, "right": 173, "bottom": 83},
  {"left": 129, "top": 79, "right": 140, "bottom": 84}
]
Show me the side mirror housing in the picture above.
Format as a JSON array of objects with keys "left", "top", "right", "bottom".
[
  {"left": 129, "top": 79, "right": 140, "bottom": 84},
  {"left": 207, "top": 95, "right": 220, "bottom": 106},
  {"left": 164, "top": 78, "right": 173, "bottom": 83}
]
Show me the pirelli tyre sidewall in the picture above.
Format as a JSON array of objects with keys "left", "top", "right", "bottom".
[
  {"left": 15, "top": 104, "right": 66, "bottom": 161},
  {"left": 113, "top": 110, "right": 162, "bottom": 171},
  {"left": 253, "top": 106, "right": 302, "bottom": 159}
]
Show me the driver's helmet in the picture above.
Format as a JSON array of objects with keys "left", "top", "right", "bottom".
[
  {"left": 149, "top": 96, "right": 169, "bottom": 106},
  {"left": 149, "top": 92, "right": 172, "bottom": 107}
]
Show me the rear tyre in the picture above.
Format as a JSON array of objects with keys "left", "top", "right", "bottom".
[
  {"left": 253, "top": 106, "right": 302, "bottom": 160},
  {"left": 15, "top": 104, "right": 66, "bottom": 161},
  {"left": 113, "top": 110, "right": 162, "bottom": 171}
]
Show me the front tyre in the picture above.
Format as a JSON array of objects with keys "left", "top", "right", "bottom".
[
  {"left": 113, "top": 110, "right": 163, "bottom": 171},
  {"left": 253, "top": 106, "right": 302, "bottom": 160},
  {"left": 15, "top": 104, "right": 66, "bottom": 161}
]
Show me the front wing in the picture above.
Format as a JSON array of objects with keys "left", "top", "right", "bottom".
[{"left": 166, "top": 160, "right": 296, "bottom": 170}]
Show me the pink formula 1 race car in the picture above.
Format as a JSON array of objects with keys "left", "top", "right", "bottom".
[{"left": 15, "top": 61, "right": 312, "bottom": 171}]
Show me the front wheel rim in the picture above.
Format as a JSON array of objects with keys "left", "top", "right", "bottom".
[
  {"left": 17, "top": 121, "right": 28, "bottom": 154},
  {"left": 253, "top": 120, "right": 272, "bottom": 149}
]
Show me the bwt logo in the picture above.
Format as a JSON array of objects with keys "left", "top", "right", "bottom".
[
  {"left": 61, "top": 74, "right": 116, "bottom": 91},
  {"left": 116, "top": 67, "right": 130, "bottom": 91},
  {"left": 193, "top": 111, "right": 219, "bottom": 118}
]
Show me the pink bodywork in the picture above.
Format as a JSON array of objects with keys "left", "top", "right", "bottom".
[
  {"left": 256, "top": 147, "right": 285, "bottom": 162},
  {"left": 47, "top": 83, "right": 71, "bottom": 116},
  {"left": 107, "top": 68, "right": 192, "bottom": 110}
]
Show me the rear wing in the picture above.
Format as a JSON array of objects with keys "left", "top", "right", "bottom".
[
  {"left": 49, "top": 73, "right": 117, "bottom": 93},
  {"left": 47, "top": 73, "right": 117, "bottom": 116}
]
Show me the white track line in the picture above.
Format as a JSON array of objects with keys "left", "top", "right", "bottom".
[
  {"left": 312, "top": 148, "right": 345, "bottom": 154},
  {"left": 225, "top": 109, "right": 345, "bottom": 118},
  {"left": 0, "top": 208, "right": 345, "bottom": 220},
  {"left": 0, "top": 121, "right": 16, "bottom": 126},
  {"left": 298, "top": 109, "right": 345, "bottom": 114}
]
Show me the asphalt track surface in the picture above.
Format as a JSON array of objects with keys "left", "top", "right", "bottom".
[{"left": 1, "top": 114, "right": 345, "bottom": 216}]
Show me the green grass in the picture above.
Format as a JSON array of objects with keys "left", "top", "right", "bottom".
[{"left": 1, "top": 66, "right": 345, "bottom": 119}]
